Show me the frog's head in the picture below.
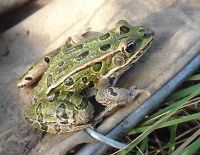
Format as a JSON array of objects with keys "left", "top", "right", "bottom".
[{"left": 117, "top": 20, "right": 154, "bottom": 62}]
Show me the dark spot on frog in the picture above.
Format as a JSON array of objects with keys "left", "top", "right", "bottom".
[
  {"left": 54, "top": 124, "right": 61, "bottom": 132},
  {"left": 75, "top": 50, "right": 89, "bottom": 61},
  {"left": 64, "top": 77, "right": 74, "bottom": 86},
  {"left": 36, "top": 103, "right": 44, "bottom": 123},
  {"left": 43, "top": 56, "right": 50, "bottom": 64},
  {"left": 129, "top": 92, "right": 135, "bottom": 97},
  {"left": 92, "top": 62, "right": 102, "bottom": 72},
  {"left": 88, "top": 81, "right": 94, "bottom": 88},
  {"left": 63, "top": 44, "right": 84, "bottom": 54},
  {"left": 82, "top": 77, "right": 88, "bottom": 83},
  {"left": 119, "top": 25, "right": 130, "bottom": 34},
  {"left": 25, "top": 76, "right": 32, "bottom": 81},
  {"left": 34, "top": 97, "right": 38, "bottom": 103},
  {"left": 25, "top": 116, "right": 34, "bottom": 124},
  {"left": 108, "top": 87, "right": 118, "bottom": 96},
  {"left": 57, "top": 61, "right": 65, "bottom": 67},
  {"left": 100, "top": 44, "right": 111, "bottom": 51},
  {"left": 41, "top": 122, "right": 48, "bottom": 131},
  {"left": 136, "top": 52, "right": 142, "bottom": 57},
  {"left": 99, "top": 33, "right": 110, "bottom": 40},
  {"left": 56, "top": 103, "right": 69, "bottom": 124}
]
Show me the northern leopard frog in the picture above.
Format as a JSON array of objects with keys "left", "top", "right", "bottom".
[{"left": 17, "top": 20, "right": 154, "bottom": 134}]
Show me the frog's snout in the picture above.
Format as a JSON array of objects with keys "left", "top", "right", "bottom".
[
  {"left": 144, "top": 29, "right": 155, "bottom": 38},
  {"left": 145, "top": 31, "right": 154, "bottom": 37}
]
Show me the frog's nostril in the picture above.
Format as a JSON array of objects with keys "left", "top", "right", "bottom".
[{"left": 144, "top": 31, "right": 154, "bottom": 38}]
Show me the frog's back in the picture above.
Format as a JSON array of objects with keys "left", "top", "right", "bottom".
[
  {"left": 33, "top": 31, "right": 120, "bottom": 97},
  {"left": 33, "top": 20, "right": 141, "bottom": 97},
  {"left": 48, "top": 35, "right": 120, "bottom": 82}
]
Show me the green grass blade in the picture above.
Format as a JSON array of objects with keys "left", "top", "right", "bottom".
[
  {"left": 128, "top": 112, "right": 200, "bottom": 134},
  {"left": 187, "top": 74, "right": 200, "bottom": 81},
  {"left": 168, "top": 125, "right": 177, "bottom": 154},
  {"left": 136, "top": 137, "right": 148, "bottom": 155},
  {"left": 168, "top": 84, "right": 200, "bottom": 101},
  {"left": 149, "top": 139, "right": 186, "bottom": 155},
  {"left": 179, "top": 137, "right": 200, "bottom": 155}
]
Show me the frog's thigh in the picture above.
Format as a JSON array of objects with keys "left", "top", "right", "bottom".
[
  {"left": 17, "top": 47, "right": 61, "bottom": 88},
  {"left": 94, "top": 86, "right": 150, "bottom": 123}
]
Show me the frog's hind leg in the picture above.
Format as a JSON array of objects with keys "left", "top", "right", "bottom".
[
  {"left": 94, "top": 86, "right": 150, "bottom": 124},
  {"left": 17, "top": 46, "right": 62, "bottom": 88},
  {"left": 24, "top": 91, "right": 95, "bottom": 133},
  {"left": 17, "top": 28, "right": 91, "bottom": 88}
]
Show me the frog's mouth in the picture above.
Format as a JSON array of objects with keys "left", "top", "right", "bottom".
[
  {"left": 140, "top": 30, "right": 155, "bottom": 51},
  {"left": 131, "top": 37, "right": 154, "bottom": 61},
  {"left": 141, "top": 38, "right": 153, "bottom": 52}
]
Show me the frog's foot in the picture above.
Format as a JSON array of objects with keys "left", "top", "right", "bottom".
[{"left": 94, "top": 86, "right": 150, "bottom": 124}]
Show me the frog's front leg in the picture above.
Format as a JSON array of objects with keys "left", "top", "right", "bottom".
[{"left": 94, "top": 85, "right": 150, "bottom": 123}]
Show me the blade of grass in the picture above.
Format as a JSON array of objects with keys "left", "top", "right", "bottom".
[
  {"left": 168, "top": 125, "right": 177, "bottom": 154},
  {"left": 149, "top": 139, "right": 185, "bottom": 155},
  {"left": 136, "top": 137, "right": 148, "bottom": 155},
  {"left": 128, "top": 112, "right": 200, "bottom": 134},
  {"left": 187, "top": 73, "right": 200, "bottom": 81},
  {"left": 172, "top": 128, "right": 200, "bottom": 155},
  {"left": 168, "top": 84, "right": 200, "bottom": 101},
  {"left": 180, "top": 137, "right": 200, "bottom": 155}
]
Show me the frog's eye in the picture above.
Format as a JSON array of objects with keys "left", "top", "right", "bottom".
[{"left": 124, "top": 41, "right": 136, "bottom": 53}]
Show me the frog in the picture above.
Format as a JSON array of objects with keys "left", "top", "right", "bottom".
[{"left": 17, "top": 20, "right": 154, "bottom": 134}]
